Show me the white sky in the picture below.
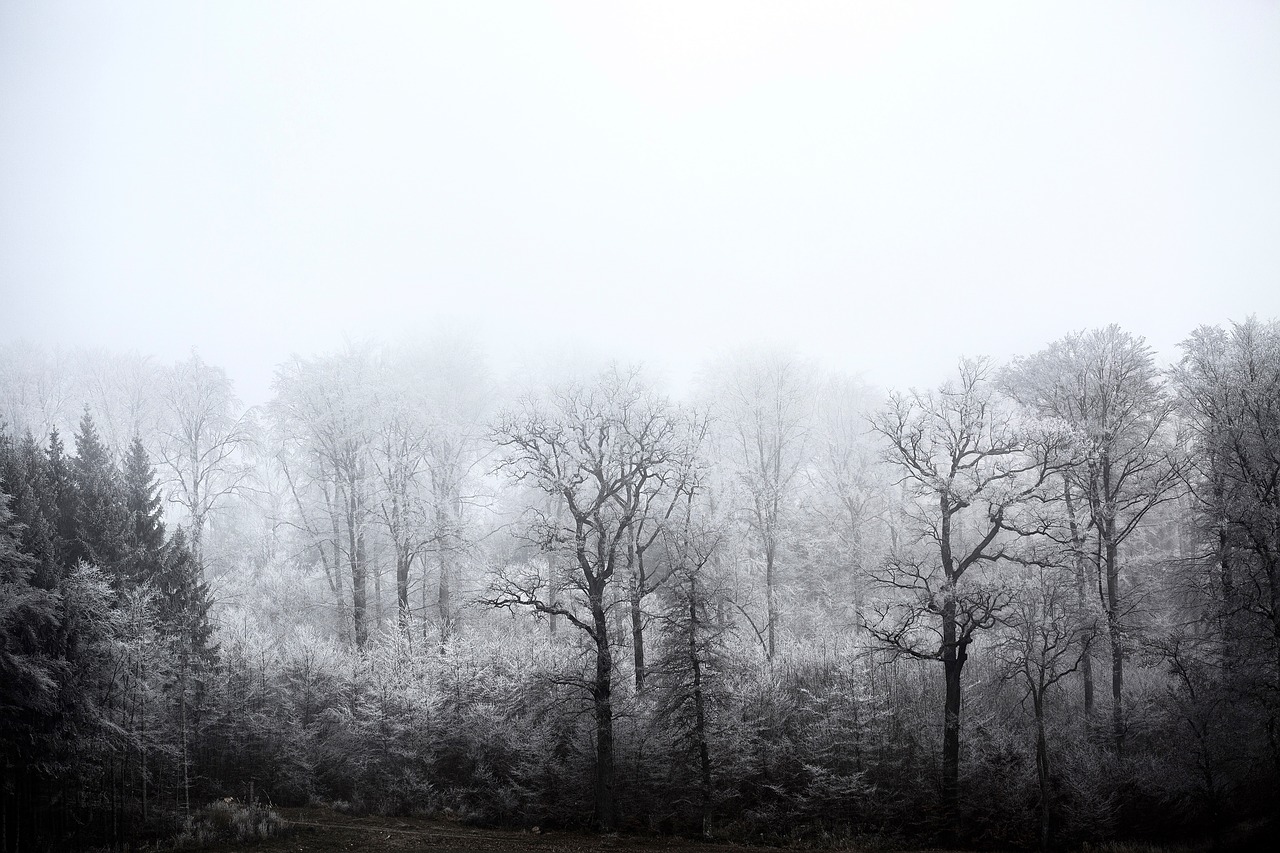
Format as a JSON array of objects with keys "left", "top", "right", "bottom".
[{"left": 2, "top": 1, "right": 1278, "bottom": 404}]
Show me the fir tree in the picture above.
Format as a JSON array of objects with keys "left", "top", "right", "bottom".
[
  {"left": 1, "top": 431, "right": 62, "bottom": 589},
  {"left": 155, "top": 528, "right": 216, "bottom": 666},
  {"left": 122, "top": 436, "right": 167, "bottom": 587},
  {"left": 71, "top": 410, "right": 128, "bottom": 580},
  {"left": 45, "top": 427, "right": 77, "bottom": 558},
  {"left": 0, "top": 488, "right": 64, "bottom": 845}
]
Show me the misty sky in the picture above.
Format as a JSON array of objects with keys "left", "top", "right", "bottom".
[{"left": 2, "top": 1, "right": 1278, "bottom": 404}]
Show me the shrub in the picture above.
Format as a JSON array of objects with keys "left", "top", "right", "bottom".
[{"left": 173, "top": 799, "right": 289, "bottom": 848}]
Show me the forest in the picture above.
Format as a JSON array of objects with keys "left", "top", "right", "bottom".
[{"left": 1, "top": 319, "right": 1278, "bottom": 852}]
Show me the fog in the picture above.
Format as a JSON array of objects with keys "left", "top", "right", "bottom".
[
  {"left": 4, "top": 1, "right": 1277, "bottom": 402},
  {"left": 4, "top": 5, "right": 1280, "bottom": 850}
]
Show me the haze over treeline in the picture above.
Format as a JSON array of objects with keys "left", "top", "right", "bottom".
[{"left": 3, "top": 320, "right": 1280, "bottom": 851}]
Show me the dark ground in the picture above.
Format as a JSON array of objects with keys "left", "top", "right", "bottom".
[{"left": 199, "top": 807, "right": 958, "bottom": 853}]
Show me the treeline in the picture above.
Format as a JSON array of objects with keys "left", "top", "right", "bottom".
[
  {"left": 1, "top": 320, "right": 1278, "bottom": 851},
  {"left": 0, "top": 415, "right": 214, "bottom": 850}
]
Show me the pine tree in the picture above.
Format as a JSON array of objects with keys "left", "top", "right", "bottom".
[
  {"left": 155, "top": 528, "right": 216, "bottom": 665},
  {"left": 0, "top": 487, "right": 63, "bottom": 850},
  {"left": 122, "top": 436, "right": 167, "bottom": 587},
  {"left": 45, "top": 427, "right": 77, "bottom": 560},
  {"left": 71, "top": 410, "right": 129, "bottom": 581},
  {"left": 0, "top": 430, "right": 63, "bottom": 589}
]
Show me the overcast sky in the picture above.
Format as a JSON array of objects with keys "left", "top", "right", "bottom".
[{"left": 2, "top": 1, "right": 1277, "bottom": 404}]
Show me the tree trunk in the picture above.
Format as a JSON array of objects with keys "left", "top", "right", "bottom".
[
  {"left": 1105, "top": 528, "right": 1123, "bottom": 753},
  {"left": 396, "top": 548, "right": 412, "bottom": 633},
  {"left": 349, "top": 508, "right": 368, "bottom": 649},
  {"left": 591, "top": 591, "right": 617, "bottom": 832},
  {"left": 765, "top": 541, "right": 777, "bottom": 661},
  {"left": 689, "top": 580, "right": 712, "bottom": 838},
  {"left": 1064, "top": 478, "right": 1094, "bottom": 715},
  {"left": 941, "top": 607, "right": 966, "bottom": 838},
  {"left": 630, "top": 538, "right": 645, "bottom": 690},
  {"left": 1034, "top": 692, "right": 1051, "bottom": 853}
]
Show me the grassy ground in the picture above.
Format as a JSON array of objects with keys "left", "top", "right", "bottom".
[{"left": 198, "top": 806, "right": 803, "bottom": 853}]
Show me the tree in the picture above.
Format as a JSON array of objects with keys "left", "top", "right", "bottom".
[
  {"left": 486, "top": 367, "right": 687, "bottom": 831},
  {"left": 706, "top": 351, "right": 814, "bottom": 660},
  {"left": 0, "top": 429, "right": 62, "bottom": 589},
  {"left": 1004, "top": 326, "right": 1183, "bottom": 751},
  {"left": 995, "top": 562, "right": 1095, "bottom": 852},
  {"left": 272, "top": 348, "right": 376, "bottom": 648},
  {"left": 123, "top": 437, "right": 167, "bottom": 563},
  {"left": 368, "top": 363, "right": 433, "bottom": 633},
  {"left": 803, "top": 372, "right": 885, "bottom": 632},
  {"left": 71, "top": 410, "right": 129, "bottom": 580},
  {"left": 868, "top": 358, "right": 1071, "bottom": 836},
  {"left": 0, "top": 487, "right": 64, "bottom": 853},
  {"left": 157, "top": 353, "right": 254, "bottom": 574},
  {"left": 649, "top": 488, "right": 726, "bottom": 837},
  {"left": 1173, "top": 319, "right": 1280, "bottom": 748}
]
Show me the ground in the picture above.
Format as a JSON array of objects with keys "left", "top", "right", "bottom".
[{"left": 201, "top": 807, "right": 805, "bottom": 853}]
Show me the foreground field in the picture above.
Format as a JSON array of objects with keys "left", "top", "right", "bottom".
[{"left": 197, "top": 807, "right": 937, "bottom": 853}]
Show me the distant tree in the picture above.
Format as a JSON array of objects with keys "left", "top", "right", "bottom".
[
  {"left": 486, "top": 367, "right": 688, "bottom": 831},
  {"left": 157, "top": 353, "right": 254, "bottom": 574},
  {"left": 272, "top": 348, "right": 375, "bottom": 648},
  {"left": 868, "top": 358, "right": 1072, "bottom": 837},
  {"left": 706, "top": 351, "right": 815, "bottom": 660},
  {"left": 75, "top": 348, "right": 159, "bottom": 455},
  {"left": 369, "top": 374, "right": 432, "bottom": 634},
  {"left": 803, "top": 373, "right": 885, "bottom": 630}
]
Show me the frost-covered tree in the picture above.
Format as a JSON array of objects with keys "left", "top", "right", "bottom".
[
  {"left": 1004, "top": 326, "right": 1183, "bottom": 751},
  {"left": 157, "top": 353, "right": 254, "bottom": 574},
  {"left": 868, "top": 358, "right": 1073, "bottom": 836},
  {"left": 486, "top": 366, "right": 689, "bottom": 831},
  {"left": 703, "top": 351, "right": 815, "bottom": 660},
  {"left": 272, "top": 347, "right": 376, "bottom": 648}
]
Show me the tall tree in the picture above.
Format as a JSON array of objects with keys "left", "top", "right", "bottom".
[
  {"left": 1174, "top": 320, "right": 1280, "bottom": 700},
  {"left": 486, "top": 367, "right": 687, "bottom": 831},
  {"left": 123, "top": 437, "right": 166, "bottom": 558},
  {"left": 157, "top": 353, "right": 253, "bottom": 574},
  {"left": 1004, "top": 326, "right": 1183, "bottom": 751},
  {"left": 272, "top": 348, "right": 375, "bottom": 648},
  {"left": 70, "top": 411, "right": 128, "bottom": 579},
  {"left": 868, "top": 358, "right": 1071, "bottom": 837},
  {"left": 706, "top": 351, "right": 814, "bottom": 660}
]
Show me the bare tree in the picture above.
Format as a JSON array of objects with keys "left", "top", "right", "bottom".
[
  {"left": 996, "top": 562, "right": 1096, "bottom": 852},
  {"left": 804, "top": 372, "right": 885, "bottom": 631},
  {"left": 868, "top": 357, "right": 1071, "bottom": 836},
  {"left": 1004, "top": 326, "right": 1183, "bottom": 751},
  {"left": 271, "top": 348, "right": 375, "bottom": 649},
  {"left": 485, "top": 366, "right": 687, "bottom": 831},
  {"left": 157, "top": 352, "right": 253, "bottom": 574},
  {"left": 1174, "top": 320, "right": 1280, "bottom": 732},
  {"left": 707, "top": 351, "right": 814, "bottom": 660}
]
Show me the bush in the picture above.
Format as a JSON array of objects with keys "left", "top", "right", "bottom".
[{"left": 173, "top": 799, "right": 289, "bottom": 848}]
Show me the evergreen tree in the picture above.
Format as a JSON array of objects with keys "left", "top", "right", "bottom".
[
  {"left": 0, "top": 488, "right": 64, "bottom": 851},
  {"left": 122, "top": 436, "right": 167, "bottom": 587},
  {"left": 45, "top": 427, "right": 77, "bottom": 561},
  {"left": 71, "top": 410, "right": 128, "bottom": 580},
  {"left": 155, "top": 528, "right": 216, "bottom": 665},
  {"left": 0, "top": 431, "right": 62, "bottom": 589}
]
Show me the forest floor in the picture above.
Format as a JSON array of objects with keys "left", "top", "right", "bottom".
[{"left": 197, "top": 807, "right": 956, "bottom": 853}]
